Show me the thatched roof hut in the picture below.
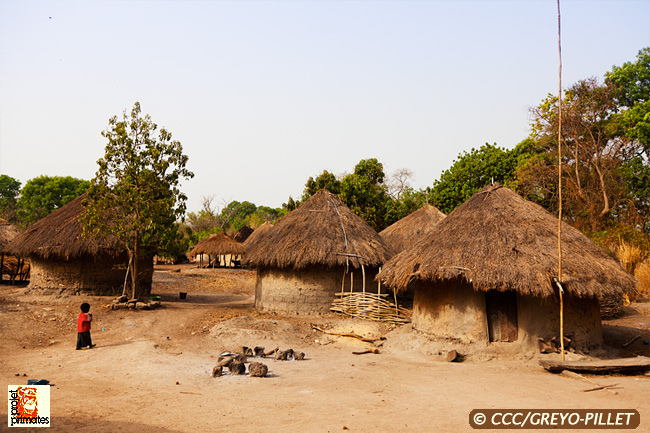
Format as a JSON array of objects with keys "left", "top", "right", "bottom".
[
  {"left": 378, "top": 184, "right": 636, "bottom": 351},
  {"left": 189, "top": 233, "right": 246, "bottom": 257},
  {"left": 244, "top": 189, "right": 394, "bottom": 315},
  {"left": 243, "top": 222, "right": 274, "bottom": 249},
  {"left": 7, "top": 194, "right": 152, "bottom": 296},
  {"left": 245, "top": 189, "right": 393, "bottom": 270},
  {"left": 8, "top": 195, "right": 122, "bottom": 260},
  {"left": 380, "top": 184, "right": 635, "bottom": 296},
  {"left": 0, "top": 218, "right": 21, "bottom": 253},
  {"left": 1, "top": 219, "right": 24, "bottom": 281},
  {"left": 379, "top": 204, "right": 446, "bottom": 253},
  {"left": 233, "top": 225, "right": 254, "bottom": 243}
]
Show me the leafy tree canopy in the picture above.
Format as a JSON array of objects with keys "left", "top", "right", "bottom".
[
  {"left": 606, "top": 47, "right": 650, "bottom": 151},
  {"left": 0, "top": 174, "right": 21, "bottom": 220},
  {"left": 82, "top": 102, "right": 194, "bottom": 299},
  {"left": 429, "top": 143, "right": 522, "bottom": 214},
  {"left": 17, "top": 175, "right": 89, "bottom": 226}
]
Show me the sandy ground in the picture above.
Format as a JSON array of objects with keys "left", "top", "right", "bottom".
[{"left": 1, "top": 265, "right": 649, "bottom": 433}]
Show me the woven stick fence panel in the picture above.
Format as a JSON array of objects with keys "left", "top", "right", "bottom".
[{"left": 330, "top": 292, "right": 411, "bottom": 324}]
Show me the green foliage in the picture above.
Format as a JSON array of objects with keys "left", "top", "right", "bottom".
[
  {"left": 339, "top": 158, "right": 391, "bottom": 231},
  {"left": 606, "top": 46, "right": 650, "bottom": 151},
  {"left": 16, "top": 175, "right": 89, "bottom": 226},
  {"left": 429, "top": 143, "right": 521, "bottom": 214},
  {"left": 0, "top": 174, "right": 21, "bottom": 221},
  {"left": 82, "top": 102, "right": 194, "bottom": 298},
  {"left": 302, "top": 170, "right": 341, "bottom": 201}
]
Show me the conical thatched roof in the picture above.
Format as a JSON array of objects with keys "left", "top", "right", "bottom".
[
  {"left": 379, "top": 184, "right": 637, "bottom": 298},
  {"left": 188, "top": 232, "right": 245, "bottom": 258},
  {"left": 0, "top": 219, "right": 21, "bottom": 253},
  {"left": 243, "top": 222, "right": 275, "bottom": 249},
  {"left": 379, "top": 204, "right": 446, "bottom": 253},
  {"left": 7, "top": 194, "right": 123, "bottom": 260},
  {"left": 244, "top": 189, "right": 394, "bottom": 270},
  {"left": 233, "top": 225, "right": 254, "bottom": 243}
]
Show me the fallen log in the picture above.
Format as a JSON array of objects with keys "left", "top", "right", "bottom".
[
  {"left": 540, "top": 356, "right": 650, "bottom": 375},
  {"left": 352, "top": 349, "right": 379, "bottom": 355}
]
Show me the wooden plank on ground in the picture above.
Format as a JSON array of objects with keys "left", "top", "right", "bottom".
[{"left": 540, "top": 357, "right": 650, "bottom": 374}]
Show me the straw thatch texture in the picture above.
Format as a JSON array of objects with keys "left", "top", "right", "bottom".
[
  {"left": 379, "top": 184, "right": 637, "bottom": 298},
  {"left": 0, "top": 219, "right": 21, "bottom": 252},
  {"left": 233, "top": 225, "right": 254, "bottom": 243},
  {"left": 7, "top": 194, "right": 123, "bottom": 260},
  {"left": 244, "top": 189, "right": 394, "bottom": 270},
  {"left": 379, "top": 204, "right": 446, "bottom": 253},
  {"left": 188, "top": 232, "right": 246, "bottom": 258},
  {"left": 243, "top": 222, "right": 275, "bottom": 249}
]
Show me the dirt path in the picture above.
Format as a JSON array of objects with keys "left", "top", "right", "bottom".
[{"left": 1, "top": 266, "right": 649, "bottom": 432}]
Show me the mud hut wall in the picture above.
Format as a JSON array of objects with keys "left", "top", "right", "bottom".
[
  {"left": 411, "top": 280, "right": 489, "bottom": 343},
  {"left": 517, "top": 294, "right": 603, "bottom": 350},
  {"left": 255, "top": 266, "right": 383, "bottom": 314},
  {"left": 28, "top": 254, "right": 153, "bottom": 296},
  {"left": 412, "top": 280, "right": 603, "bottom": 350}
]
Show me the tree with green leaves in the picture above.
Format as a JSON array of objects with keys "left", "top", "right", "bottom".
[
  {"left": 607, "top": 47, "right": 650, "bottom": 151},
  {"left": 339, "top": 158, "right": 391, "bottom": 231},
  {"left": 82, "top": 102, "right": 194, "bottom": 300},
  {"left": 429, "top": 143, "right": 522, "bottom": 214},
  {"left": 16, "top": 175, "right": 89, "bottom": 226},
  {"left": 0, "top": 174, "right": 21, "bottom": 221},
  {"left": 301, "top": 170, "right": 341, "bottom": 201}
]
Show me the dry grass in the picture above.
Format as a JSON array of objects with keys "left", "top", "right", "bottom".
[
  {"left": 635, "top": 260, "right": 650, "bottom": 298},
  {"left": 615, "top": 242, "right": 646, "bottom": 274}
]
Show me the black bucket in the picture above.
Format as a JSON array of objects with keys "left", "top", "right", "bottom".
[{"left": 179, "top": 292, "right": 187, "bottom": 300}]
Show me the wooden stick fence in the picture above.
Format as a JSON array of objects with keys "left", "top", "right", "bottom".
[{"left": 330, "top": 292, "right": 411, "bottom": 324}]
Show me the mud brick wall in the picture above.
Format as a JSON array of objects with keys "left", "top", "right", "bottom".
[
  {"left": 28, "top": 254, "right": 153, "bottom": 296},
  {"left": 255, "top": 265, "right": 382, "bottom": 315}
]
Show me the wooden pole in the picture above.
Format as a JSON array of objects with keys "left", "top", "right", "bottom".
[
  {"left": 341, "top": 268, "right": 346, "bottom": 294},
  {"left": 378, "top": 266, "right": 382, "bottom": 295},
  {"left": 350, "top": 271, "right": 354, "bottom": 293},
  {"left": 557, "top": 0, "right": 565, "bottom": 361},
  {"left": 362, "top": 264, "right": 366, "bottom": 293}
]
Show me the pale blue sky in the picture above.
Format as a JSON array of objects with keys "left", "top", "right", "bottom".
[{"left": 1, "top": 0, "right": 649, "bottom": 213}]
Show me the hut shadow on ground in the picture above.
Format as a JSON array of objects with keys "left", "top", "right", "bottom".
[
  {"left": 602, "top": 324, "right": 650, "bottom": 358},
  {"left": 42, "top": 417, "right": 187, "bottom": 433},
  {"left": 155, "top": 292, "right": 253, "bottom": 308}
]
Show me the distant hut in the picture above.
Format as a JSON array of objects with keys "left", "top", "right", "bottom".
[
  {"left": 0, "top": 219, "right": 25, "bottom": 281},
  {"left": 233, "top": 225, "right": 254, "bottom": 243},
  {"left": 379, "top": 204, "right": 446, "bottom": 253},
  {"left": 244, "top": 189, "right": 394, "bottom": 315},
  {"left": 188, "top": 232, "right": 246, "bottom": 268},
  {"left": 7, "top": 195, "right": 153, "bottom": 296},
  {"left": 379, "top": 184, "right": 636, "bottom": 351},
  {"left": 243, "top": 222, "right": 274, "bottom": 249}
]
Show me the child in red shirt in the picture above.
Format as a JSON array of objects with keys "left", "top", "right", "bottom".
[{"left": 76, "top": 303, "right": 96, "bottom": 350}]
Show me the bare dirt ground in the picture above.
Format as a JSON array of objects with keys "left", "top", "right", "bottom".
[{"left": 1, "top": 265, "right": 649, "bottom": 432}]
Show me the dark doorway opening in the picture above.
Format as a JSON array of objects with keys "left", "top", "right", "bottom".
[{"left": 485, "top": 291, "right": 518, "bottom": 342}]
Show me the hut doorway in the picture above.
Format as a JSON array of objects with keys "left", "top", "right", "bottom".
[{"left": 485, "top": 291, "right": 518, "bottom": 342}]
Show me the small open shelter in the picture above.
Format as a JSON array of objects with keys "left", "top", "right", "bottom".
[
  {"left": 188, "top": 232, "right": 246, "bottom": 268},
  {"left": 379, "top": 184, "right": 636, "bottom": 352},
  {"left": 244, "top": 189, "right": 394, "bottom": 315},
  {"left": 379, "top": 204, "right": 446, "bottom": 253},
  {"left": 7, "top": 194, "right": 153, "bottom": 296}
]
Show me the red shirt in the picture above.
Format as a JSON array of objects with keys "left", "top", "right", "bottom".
[{"left": 77, "top": 312, "right": 91, "bottom": 333}]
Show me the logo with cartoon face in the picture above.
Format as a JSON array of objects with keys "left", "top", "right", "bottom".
[
  {"left": 8, "top": 385, "right": 50, "bottom": 427},
  {"left": 16, "top": 387, "right": 38, "bottom": 419}
]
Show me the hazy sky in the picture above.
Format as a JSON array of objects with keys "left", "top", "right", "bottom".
[{"left": 1, "top": 0, "right": 649, "bottom": 213}]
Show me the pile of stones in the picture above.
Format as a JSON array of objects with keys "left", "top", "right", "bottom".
[
  {"left": 212, "top": 346, "right": 306, "bottom": 379},
  {"left": 110, "top": 296, "right": 162, "bottom": 311}
]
